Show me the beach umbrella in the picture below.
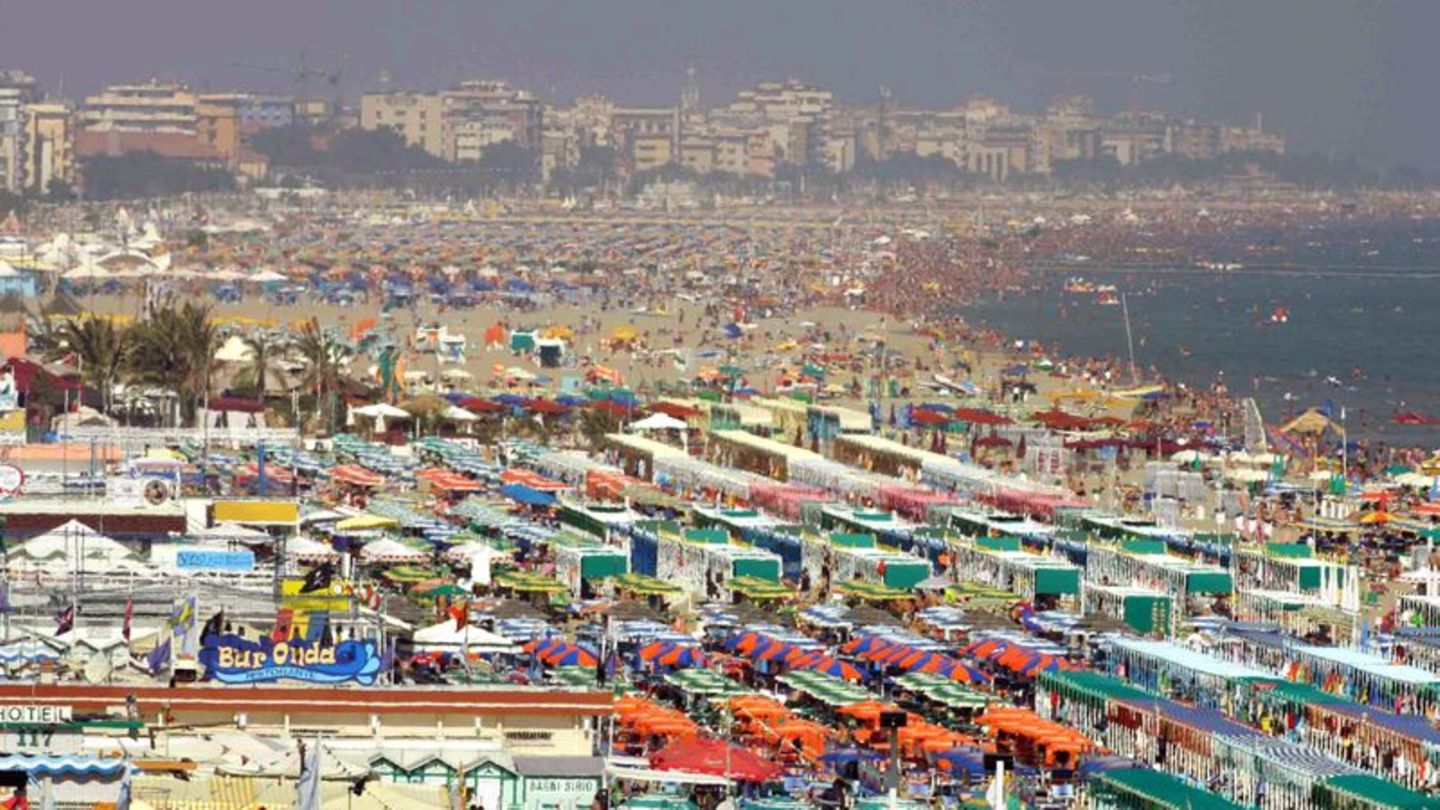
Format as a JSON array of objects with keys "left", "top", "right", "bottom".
[
  {"left": 545, "top": 644, "right": 598, "bottom": 667},
  {"left": 806, "top": 658, "right": 863, "bottom": 682},
  {"left": 949, "top": 663, "right": 990, "bottom": 684},
  {"left": 841, "top": 636, "right": 885, "bottom": 655},
  {"left": 637, "top": 640, "right": 674, "bottom": 662},
  {"left": 658, "top": 646, "right": 708, "bottom": 669},
  {"left": 727, "top": 631, "right": 766, "bottom": 654},
  {"left": 650, "top": 737, "right": 782, "bottom": 782},
  {"left": 818, "top": 748, "right": 884, "bottom": 766},
  {"left": 932, "top": 747, "right": 986, "bottom": 776}
]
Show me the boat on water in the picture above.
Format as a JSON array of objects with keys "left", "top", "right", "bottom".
[
  {"left": 1393, "top": 411, "right": 1440, "bottom": 425},
  {"left": 1095, "top": 291, "right": 1119, "bottom": 306},
  {"left": 1270, "top": 306, "right": 1290, "bottom": 324},
  {"left": 1063, "top": 277, "right": 1095, "bottom": 293}
]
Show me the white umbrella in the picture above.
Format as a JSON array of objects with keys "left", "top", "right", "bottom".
[
  {"left": 629, "top": 412, "right": 688, "bottom": 432},
  {"left": 442, "top": 405, "right": 479, "bottom": 422}
]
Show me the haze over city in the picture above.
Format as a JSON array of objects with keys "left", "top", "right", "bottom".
[{"left": 3, "top": 0, "right": 1437, "bottom": 167}]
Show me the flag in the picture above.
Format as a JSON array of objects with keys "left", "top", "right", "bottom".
[
  {"left": 114, "top": 767, "right": 131, "bottom": 810},
  {"left": 295, "top": 738, "right": 323, "bottom": 810},
  {"left": 122, "top": 597, "right": 133, "bottom": 643},
  {"left": 305, "top": 611, "right": 331, "bottom": 646},
  {"left": 169, "top": 595, "right": 195, "bottom": 634},
  {"left": 300, "top": 561, "right": 335, "bottom": 594},
  {"left": 201, "top": 609, "right": 225, "bottom": 643},
  {"left": 54, "top": 605, "right": 74, "bottom": 635},
  {"left": 449, "top": 601, "right": 469, "bottom": 631},
  {"left": 146, "top": 639, "right": 172, "bottom": 675},
  {"left": 273, "top": 607, "right": 295, "bottom": 643}
]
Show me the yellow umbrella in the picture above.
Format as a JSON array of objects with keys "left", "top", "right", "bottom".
[{"left": 335, "top": 515, "right": 400, "bottom": 532}]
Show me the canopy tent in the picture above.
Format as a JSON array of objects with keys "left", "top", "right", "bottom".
[
  {"left": 10, "top": 520, "right": 137, "bottom": 572},
  {"left": 411, "top": 621, "right": 519, "bottom": 655},
  {"left": 629, "top": 412, "right": 690, "bottom": 432}
]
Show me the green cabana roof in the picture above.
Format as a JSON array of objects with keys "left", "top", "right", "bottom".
[
  {"left": 1321, "top": 774, "right": 1440, "bottom": 810},
  {"left": 1100, "top": 768, "right": 1248, "bottom": 810}
]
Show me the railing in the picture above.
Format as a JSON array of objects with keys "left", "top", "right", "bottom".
[{"left": 55, "top": 426, "right": 301, "bottom": 448}]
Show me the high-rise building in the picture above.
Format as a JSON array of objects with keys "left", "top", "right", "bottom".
[
  {"left": 359, "top": 91, "right": 444, "bottom": 157},
  {"left": 23, "top": 102, "right": 72, "bottom": 194},
  {"left": 0, "top": 70, "right": 38, "bottom": 194},
  {"left": 80, "top": 81, "right": 198, "bottom": 134},
  {"left": 0, "top": 90, "right": 24, "bottom": 194},
  {"left": 440, "top": 80, "right": 543, "bottom": 160}
]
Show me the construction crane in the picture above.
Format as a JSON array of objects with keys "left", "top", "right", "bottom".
[
  {"left": 231, "top": 53, "right": 349, "bottom": 123},
  {"left": 1023, "top": 66, "right": 1173, "bottom": 111},
  {"left": 231, "top": 52, "right": 346, "bottom": 88}
]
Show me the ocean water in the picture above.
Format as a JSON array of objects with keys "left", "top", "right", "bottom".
[{"left": 955, "top": 265, "right": 1440, "bottom": 446}]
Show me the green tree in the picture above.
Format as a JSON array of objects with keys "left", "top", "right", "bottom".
[
  {"left": 235, "top": 334, "right": 287, "bottom": 399},
  {"left": 128, "top": 300, "right": 219, "bottom": 426},
  {"left": 47, "top": 317, "right": 131, "bottom": 415},
  {"left": 294, "top": 319, "right": 349, "bottom": 433}
]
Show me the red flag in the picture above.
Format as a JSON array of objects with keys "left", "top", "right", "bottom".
[
  {"left": 123, "top": 596, "right": 133, "bottom": 643},
  {"left": 272, "top": 607, "right": 294, "bottom": 643},
  {"left": 449, "top": 601, "right": 469, "bottom": 631}
]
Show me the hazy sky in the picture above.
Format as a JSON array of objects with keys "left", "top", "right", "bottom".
[{"left": 4, "top": 0, "right": 1435, "bottom": 167}]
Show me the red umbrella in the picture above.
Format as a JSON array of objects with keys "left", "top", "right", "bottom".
[
  {"left": 910, "top": 409, "right": 950, "bottom": 426},
  {"left": 1032, "top": 410, "right": 1092, "bottom": 431},
  {"left": 650, "top": 401, "right": 702, "bottom": 419},
  {"left": 524, "top": 398, "right": 571, "bottom": 415},
  {"left": 651, "top": 737, "right": 782, "bottom": 782},
  {"left": 951, "top": 408, "right": 1013, "bottom": 426},
  {"left": 458, "top": 398, "right": 508, "bottom": 413}
]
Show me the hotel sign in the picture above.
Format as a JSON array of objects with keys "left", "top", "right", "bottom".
[
  {"left": 0, "top": 705, "right": 72, "bottom": 725},
  {"left": 200, "top": 634, "right": 382, "bottom": 686}
]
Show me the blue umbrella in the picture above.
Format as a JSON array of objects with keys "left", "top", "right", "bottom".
[
  {"left": 819, "top": 749, "right": 884, "bottom": 766},
  {"left": 933, "top": 748, "right": 985, "bottom": 775},
  {"left": 499, "top": 484, "right": 557, "bottom": 507},
  {"left": 492, "top": 393, "right": 527, "bottom": 406}
]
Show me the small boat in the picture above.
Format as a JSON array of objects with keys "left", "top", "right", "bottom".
[
  {"left": 1393, "top": 412, "right": 1440, "bottom": 425},
  {"left": 1063, "top": 277, "right": 1094, "bottom": 293},
  {"left": 1270, "top": 306, "right": 1289, "bottom": 324},
  {"left": 1095, "top": 292, "right": 1119, "bottom": 306}
]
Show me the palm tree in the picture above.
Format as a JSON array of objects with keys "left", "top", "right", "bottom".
[
  {"left": 128, "top": 300, "right": 219, "bottom": 426},
  {"left": 48, "top": 317, "right": 131, "bottom": 415},
  {"left": 294, "top": 319, "right": 349, "bottom": 433},
  {"left": 236, "top": 334, "right": 286, "bottom": 400}
]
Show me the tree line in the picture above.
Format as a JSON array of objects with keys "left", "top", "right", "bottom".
[{"left": 32, "top": 302, "right": 352, "bottom": 433}]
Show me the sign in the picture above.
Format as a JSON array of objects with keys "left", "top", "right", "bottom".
[
  {"left": 0, "top": 705, "right": 72, "bottom": 725},
  {"left": 176, "top": 549, "right": 256, "bottom": 573},
  {"left": 526, "top": 778, "right": 598, "bottom": 794},
  {"left": 280, "top": 578, "right": 354, "bottom": 613},
  {"left": 213, "top": 500, "right": 300, "bottom": 526},
  {"left": 0, "top": 465, "right": 22, "bottom": 497},
  {"left": 200, "top": 634, "right": 381, "bottom": 685}
]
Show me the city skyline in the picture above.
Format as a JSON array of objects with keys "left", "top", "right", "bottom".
[{"left": 2, "top": 0, "right": 1435, "bottom": 169}]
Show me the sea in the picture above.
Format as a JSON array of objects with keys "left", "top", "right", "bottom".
[{"left": 952, "top": 220, "right": 1440, "bottom": 447}]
